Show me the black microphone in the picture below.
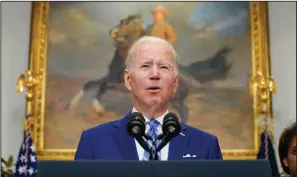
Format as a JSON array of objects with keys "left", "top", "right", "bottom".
[
  {"left": 127, "top": 112, "right": 151, "bottom": 153},
  {"left": 156, "top": 112, "right": 181, "bottom": 152}
]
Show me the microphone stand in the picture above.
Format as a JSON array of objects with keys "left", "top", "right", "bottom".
[
  {"left": 134, "top": 135, "right": 151, "bottom": 154},
  {"left": 134, "top": 134, "right": 159, "bottom": 160},
  {"left": 147, "top": 133, "right": 172, "bottom": 161},
  {"left": 141, "top": 135, "right": 158, "bottom": 161},
  {"left": 135, "top": 135, "right": 159, "bottom": 161},
  {"left": 134, "top": 133, "right": 176, "bottom": 160}
]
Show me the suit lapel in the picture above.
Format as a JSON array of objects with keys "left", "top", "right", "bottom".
[
  {"left": 113, "top": 113, "right": 139, "bottom": 160},
  {"left": 168, "top": 125, "right": 190, "bottom": 160}
]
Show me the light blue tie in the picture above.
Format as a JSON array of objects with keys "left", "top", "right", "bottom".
[{"left": 143, "top": 120, "right": 161, "bottom": 160}]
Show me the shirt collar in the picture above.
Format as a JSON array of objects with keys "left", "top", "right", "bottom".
[{"left": 131, "top": 107, "right": 169, "bottom": 125}]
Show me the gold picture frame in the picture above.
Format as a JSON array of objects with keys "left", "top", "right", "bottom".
[{"left": 17, "top": 2, "right": 276, "bottom": 160}]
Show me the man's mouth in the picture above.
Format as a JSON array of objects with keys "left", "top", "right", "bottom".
[{"left": 147, "top": 86, "right": 161, "bottom": 91}]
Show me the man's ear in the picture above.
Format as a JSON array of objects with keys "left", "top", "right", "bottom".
[
  {"left": 172, "top": 76, "right": 179, "bottom": 94},
  {"left": 124, "top": 69, "right": 132, "bottom": 91}
]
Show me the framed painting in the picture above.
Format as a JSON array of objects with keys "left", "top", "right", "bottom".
[{"left": 20, "top": 1, "right": 274, "bottom": 160}]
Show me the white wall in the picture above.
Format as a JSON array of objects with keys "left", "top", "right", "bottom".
[
  {"left": 1, "top": 1, "right": 296, "bottom": 169},
  {"left": 1, "top": 2, "right": 32, "bottom": 160},
  {"left": 268, "top": 1, "right": 296, "bottom": 172}
]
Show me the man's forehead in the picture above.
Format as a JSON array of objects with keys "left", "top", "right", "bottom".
[{"left": 133, "top": 42, "right": 173, "bottom": 57}]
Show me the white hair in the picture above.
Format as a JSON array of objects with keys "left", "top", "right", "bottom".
[{"left": 125, "top": 36, "right": 179, "bottom": 75}]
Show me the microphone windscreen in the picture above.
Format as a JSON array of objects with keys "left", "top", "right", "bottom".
[
  {"left": 127, "top": 112, "right": 145, "bottom": 137},
  {"left": 163, "top": 112, "right": 181, "bottom": 137}
]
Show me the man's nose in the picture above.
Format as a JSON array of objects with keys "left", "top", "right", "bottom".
[{"left": 149, "top": 66, "right": 160, "bottom": 80}]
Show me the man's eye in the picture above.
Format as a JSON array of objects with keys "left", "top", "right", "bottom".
[
  {"left": 141, "top": 65, "right": 149, "bottom": 68},
  {"left": 160, "top": 66, "right": 169, "bottom": 69}
]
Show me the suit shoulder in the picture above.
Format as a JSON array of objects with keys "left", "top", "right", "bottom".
[
  {"left": 83, "top": 120, "right": 118, "bottom": 137},
  {"left": 183, "top": 124, "right": 218, "bottom": 141}
]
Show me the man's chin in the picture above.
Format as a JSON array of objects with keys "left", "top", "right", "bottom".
[
  {"left": 146, "top": 102, "right": 160, "bottom": 108},
  {"left": 146, "top": 99, "right": 167, "bottom": 109}
]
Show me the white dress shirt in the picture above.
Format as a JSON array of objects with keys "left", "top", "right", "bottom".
[{"left": 132, "top": 107, "right": 170, "bottom": 161}]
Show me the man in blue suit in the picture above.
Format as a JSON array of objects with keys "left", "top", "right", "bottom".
[{"left": 75, "top": 36, "right": 223, "bottom": 161}]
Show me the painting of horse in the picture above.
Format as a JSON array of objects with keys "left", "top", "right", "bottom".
[{"left": 45, "top": 2, "right": 253, "bottom": 152}]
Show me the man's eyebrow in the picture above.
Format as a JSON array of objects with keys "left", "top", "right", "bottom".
[
  {"left": 159, "top": 61, "right": 172, "bottom": 65},
  {"left": 138, "top": 60, "right": 152, "bottom": 65}
]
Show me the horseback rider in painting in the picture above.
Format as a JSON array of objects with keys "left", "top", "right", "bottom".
[{"left": 146, "top": 5, "right": 177, "bottom": 45}]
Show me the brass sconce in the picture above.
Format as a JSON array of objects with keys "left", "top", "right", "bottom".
[
  {"left": 250, "top": 71, "right": 276, "bottom": 115},
  {"left": 16, "top": 70, "right": 43, "bottom": 131},
  {"left": 16, "top": 70, "right": 42, "bottom": 101}
]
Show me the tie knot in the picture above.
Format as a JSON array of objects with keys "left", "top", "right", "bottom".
[
  {"left": 148, "top": 120, "right": 160, "bottom": 129},
  {"left": 147, "top": 120, "right": 160, "bottom": 142}
]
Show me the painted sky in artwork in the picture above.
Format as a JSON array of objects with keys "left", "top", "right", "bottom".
[{"left": 188, "top": 2, "right": 249, "bottom": 37}]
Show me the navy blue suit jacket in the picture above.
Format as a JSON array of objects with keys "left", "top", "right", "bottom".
[{"left": 75, "top": 112, "right": 223, "bottom": 160}]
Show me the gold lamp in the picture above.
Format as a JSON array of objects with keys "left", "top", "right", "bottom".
[{"left": 250, "top": 71, "right": 276, "bottom": 114}]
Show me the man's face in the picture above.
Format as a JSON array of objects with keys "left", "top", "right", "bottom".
[
  {"left": 153, "top": 11, "right": 165, "bottom": 21},
  {"left": 124, "top": 41, "right": 178, "bottom": 110}
]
